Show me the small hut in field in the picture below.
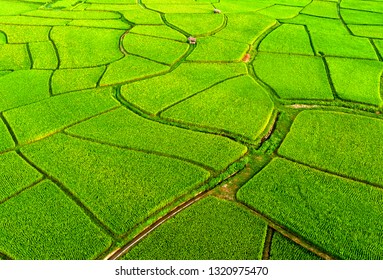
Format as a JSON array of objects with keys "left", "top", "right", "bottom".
[{"left": 188, "top": 36, "right": 196, "bottom": 45}]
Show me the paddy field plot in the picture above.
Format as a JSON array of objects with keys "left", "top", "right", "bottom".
[{"left": 0, "top": 0, "right": 382, "bottom": 260}]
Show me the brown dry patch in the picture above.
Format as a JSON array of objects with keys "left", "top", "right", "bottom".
[
  {"left": 242, "top": 53, "right": 251, "bottom": 62},
  {"left": 211, "top": 182, "right": 240, "bottom": 201},
  {"left": 288, "top": 104, "right": 319, "bottom": 109}
]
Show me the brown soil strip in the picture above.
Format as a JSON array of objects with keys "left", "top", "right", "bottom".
[{"left": 287, "top": 104, "right": 319, "bottom": 109}]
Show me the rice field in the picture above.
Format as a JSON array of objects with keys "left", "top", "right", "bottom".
[{"left": 0, "top": 0, "right": 382, "bottom": 260}]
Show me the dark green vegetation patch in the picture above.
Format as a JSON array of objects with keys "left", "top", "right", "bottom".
[
  {"left": 21, "top": 133, "right": 210, "bottom": 235},
  {"left": 0, "top": 180, "right": 112, "bottom": 259},
  {"left": 122, "top": 196, "right": 267, "bottom": 260},
  {"left": 238, "top": 158, "right": 383, "bottom": 260},
  {"left": 269, "top": 232, "right": 321, "bottom": 260}
]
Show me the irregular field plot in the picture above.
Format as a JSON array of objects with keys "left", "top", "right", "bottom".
[
  {"left": 21, "top": 133, "right": 210, "bottom": 235},
  {"left": 215, "top": 13, "right": 277, "bottom": 44},
  {"left": 349, "top": 25, "right": 383, "bottom": 39},
  {"left": 257, "top": 5, "right": 302, "bottom": 19},
  {"left": 0, "top": 1, "right": 39, "bottom": 15},
  {"left": 237, "top": 158, "right": 383, "bottom": 260},
  {"left": 100, "top": 55, "right": 169, "bottom": 86},
  {"left": 0, "top": 180, "right": 112, "bottom": 260},
  {"left": 283, "top": 15, "right": 349, "bottom": 35},
  {"left": 123, "top": 33, "right": 188, "bottom": 64},
  {"left": 165, "top": 13, "right": 224, "bottom": 36},
  {"left": 161, "top": 75, "right": 274, "bottom": 140},
  {"left": 186, "top": 36, "right": 248, "bottom": 62},
  {"left": 123, "top": 196, "right": 267, "bottom": 260},
  {"left": 0, "top": 25, "right": 50, "bottom": 43},
  {"left": 51, "top": 67, "right": 106, "bottom": 95},
  {"left": 310, "top": 32, "right": 377, "bottom": 60},
  {"left": 301, "top": 1, "right": 338, "bottom": 19},
  {"left": 341, "top": 9, "right": 383, "bottom": 25},
  {"left": 121, "top": 62, "right": 247, "bottom": 114},
  {"left": 29, "top": 41, "right": 58, "bottom": 69},
  {"left": 51, "top": 26, "right": 124, "bottom": 68},
  {"left": 258, "top": 24, "right": 313, "bottom": 55},
  {"left": 4, "top": 87, "right": 120, "bottom": 144},
  {"left": 67, "top": 107, "right": 247, "bottom": 171},
  {"left": 0, "top": 70, "right": 50, "bottom": 112},
  {"left": 0, "top": 16, "right": 69, "bottom": 26},
  {"left": 68, "top": 19, "right": 130, "bottom": 30},
  {"left": 279, "top": 110, "right": 383, "bottom": 185},
  {"left": 326, "top": 58, "right": 383, "bottom": 106},
  {"left": 22, "top": 9, "right": 120, "bottom": 20},
  {"left": 130, "top": 25, "right": 185, "bottom": 41},
  {"left": 146, "top": 4, "right": 214, "bottom": 14},
  {"left": 253, "top": 53, "right": 333, "bottom": 100},
  {"left": 121, "top": 6, "right": 163, "bottom": 24},
  {"left": 0, "top": 44, "right": 30, "bottom": 70}
]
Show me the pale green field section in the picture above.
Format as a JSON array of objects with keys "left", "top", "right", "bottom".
[
  {"left": 0, "top": 70, "right": 50, "bottom": 111},
  {"left": 187, "top": 36, "right": 248, "bottom": 61},
  {"left": 68, "top": 19, "right": 130, "bottom": 29},
  {"left": 0, "top": 0, "right": 39, "bottom": 15},
  {"left": 165, "top": 13, "right": 224, "bottom": 35},
  {"left": 310, "top": 32, "right": 378, "bottom": 59},
  {"left": 51, "top": 26, "right": 124, "bottom": 68},
  {"left": 0, "top": 25, "right": 50, "bottom": 43},
  {"left": 215, "top": 13, "right": 277, "bottom": 44},
  {"left": 146, "top": 4, "right": 214, "bottom": 13},
  {"left": 67, "top": 107, "right": 247, "bottom": 171},
  {"left": 162, "top": 76, "right": 274, "bottom": 140},
  {"left": 258, "top": 24, "right": 313, "bottom": 55},
  {"left": 121, "top": 6, "right": 163, "bottom": 24},
  {"left": 282, "top": 14, "right": 349, "bottom": 35},
  {"left": 131, "top": 25, "right": 185, "bottom": 41},
  {"left": 4, "top": 87, "right": 120, "bottom": 144},
  {"left": 279, "top": 111, "right": 383, "bottom": 185},
  {"left": 100, "top": 55, "right": 169, "bottom": 86},
  {"left": 326, "top": 58, "right": 383, "bottom": 106},
  {"left": 253, "top": 53, "right": 333, "bottom": 100},
  {"left": 122, "top": 62, "right": 247, "bottom": 114},
  {"left": 341, "top": 9, "right": 383, "bottom": 25},
  {"left": 0, "top": 44, "right": 30, "bottom": 70},
  {"left": 349, "top": 25, "right": 383, "bottom": 39},
  {"left": 123, "top": 33, "right": 188, "bottom": 64},
  {"left": 257, "top": 5, "right": 302, "bottom": 19},
  {"left": 301, "top": 1, "right": 338, "bottom": 19},
  {"left": 29, "top": 41, "right": 58, "bottom": 69},
  {"left": 51, "top": 67, "right": 106, "bottom": 94}
]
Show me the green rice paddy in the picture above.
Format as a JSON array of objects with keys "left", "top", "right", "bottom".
[{"left": 0, "top": 0, "right": 382, "bottom": 260}]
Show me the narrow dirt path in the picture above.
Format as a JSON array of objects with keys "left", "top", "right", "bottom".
[{"left": 106, "top": 189, "right": 210, "bottom": 260}]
